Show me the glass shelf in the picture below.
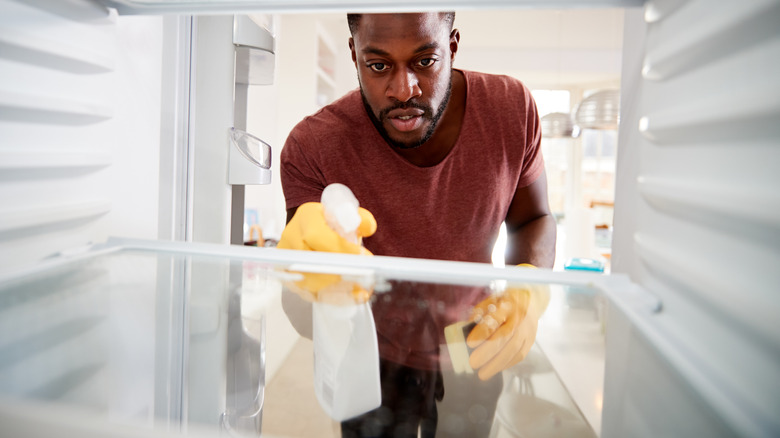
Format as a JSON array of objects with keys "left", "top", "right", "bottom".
[{"left": 0, "top": 238, "right": 609, "bottom": 437}]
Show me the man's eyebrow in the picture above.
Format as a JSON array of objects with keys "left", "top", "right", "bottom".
[
  {"left": 360, "top": 42, "right": 441, "bottom": 57},
  {"left": 414, "top": 42, "right": 440, "bottom": 53},
  {"left": 361, "top": 45, "right": 391, "bottom": 57}
]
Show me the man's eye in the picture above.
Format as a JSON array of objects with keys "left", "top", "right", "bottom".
[
  {"left": 369, "top": 63, "right": 388, "bottom": 72},
  {"left": 418, "top": 58, "right": 436, "bottom": 68}
]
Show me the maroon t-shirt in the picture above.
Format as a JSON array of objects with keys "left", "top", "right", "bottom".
[
  {"left": 281, "top": 69, "right": 543, "bottom": 262},
  {"left": 281, "top": 69, "right": 543, "bottom": 369}
]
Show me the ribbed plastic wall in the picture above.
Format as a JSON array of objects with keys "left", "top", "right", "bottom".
[
  {"left": 0, "top": 0, "right": 117, "bottom": 272},
  {"left": 606, "top": 1, "right": 780, "bottom": 437}
]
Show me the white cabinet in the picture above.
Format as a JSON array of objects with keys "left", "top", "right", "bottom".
[{"left": 315, "top": 23, "right": 339, "bottom": 107}]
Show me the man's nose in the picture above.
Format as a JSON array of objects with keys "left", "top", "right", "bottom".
[{"left": 386, "top": 68, "right": 422, "bottom": 102}]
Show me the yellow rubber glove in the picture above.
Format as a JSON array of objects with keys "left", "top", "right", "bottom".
[
  {"left": 466, "top": 264, "right": 551, "bottom": 381},
  {"left": 277, "top": 202, "right": 377, "bottom": 255},
  {"left": 278, "top": 202, "right": 377, "bottom": 305}
]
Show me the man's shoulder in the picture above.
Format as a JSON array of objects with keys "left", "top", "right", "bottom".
[
  {"left": 461, "top": 69, "right": 533, "bottom": 115},
  {"left": 462, "top": 69, "right": 530, "bottom": 96},
  {"left": 284, "top": 88, "right": 370, "bottom": 160},
  {"left": 292, "top": 89, "right": 364, "bottom": 136}
]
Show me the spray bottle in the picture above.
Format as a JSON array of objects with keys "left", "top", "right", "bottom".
[{"left": 312, "top": 183, "right": 381, "bottom": 421}]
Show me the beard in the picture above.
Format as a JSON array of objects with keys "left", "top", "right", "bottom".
[{"left": 360, "top": 72, "right": 453, "bottom": 150}]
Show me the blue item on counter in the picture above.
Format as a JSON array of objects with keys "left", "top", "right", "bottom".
[{"left": 564, "top": 257, "right": 605, "bottom": 272}]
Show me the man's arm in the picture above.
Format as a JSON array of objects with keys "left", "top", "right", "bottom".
[
  {"left": 285, "top": 207, "right": 297, "bottom": 225},
  {"left": 504, "top": 169, "right": 557, "bottom": 268}
]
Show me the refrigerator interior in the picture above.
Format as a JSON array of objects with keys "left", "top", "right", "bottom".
[{"left": 0, "top": 0, "right": 778, "bottom": 437}]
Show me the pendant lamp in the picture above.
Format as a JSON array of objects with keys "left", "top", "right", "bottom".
[
  {"left": 574, "top": 89, "right": 620, "bottom": 130},
  {"left": 541, "top": 112, "right": 574, "bottom": 138}
]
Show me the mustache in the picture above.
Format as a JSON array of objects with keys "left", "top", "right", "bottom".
[{"left": 378, "top": 101, "right": 434, "bottom": 120}]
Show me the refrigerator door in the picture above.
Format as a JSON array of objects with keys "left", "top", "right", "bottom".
[{"left": 0, "top": 238, "right": 612, "bottom": 437}]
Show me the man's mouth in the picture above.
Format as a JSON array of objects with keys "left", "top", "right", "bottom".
[
  {"left": 385, "top": 108, "right": 426, "bottom": 133},
  {"left": 388, "top": 114, "right": 423, "bottom": 132}
]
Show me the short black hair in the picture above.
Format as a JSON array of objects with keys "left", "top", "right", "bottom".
[{"left": 347, "top": 12, "right": 456, "bottom": 36}]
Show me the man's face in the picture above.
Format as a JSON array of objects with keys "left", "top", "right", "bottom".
[{"left": 350, "top": 13, "right": 457, "bottom": 149}]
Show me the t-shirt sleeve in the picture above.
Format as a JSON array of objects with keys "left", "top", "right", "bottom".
[
  {"left": 280, "top": 126, "right": 326, "bottom": 210},
  {"left": 516, "top": 82, "right": 544, "bottom": 189}
]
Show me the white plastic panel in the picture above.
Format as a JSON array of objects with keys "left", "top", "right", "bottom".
[
  {"left": 190, "top": 15, "right": 236, "bottom": 245},
  {"left": 0, "top": 250, "right": 161, "bottom": 424},
  {"left": 608, "top": 2, "right": 780, "bottom": 437},
  {"left": 0, "top": 0, "right": 117, "bottom": 272},
  {"left": 0, "top": 0, "right": 166, "bottom": 273}
]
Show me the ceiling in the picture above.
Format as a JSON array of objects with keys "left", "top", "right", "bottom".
[
  {"left": 318, "top": 8, "right": 626, "bottom": 90},
  {"left": 453, "top": 9, "right": 624, "bottom": 89}
]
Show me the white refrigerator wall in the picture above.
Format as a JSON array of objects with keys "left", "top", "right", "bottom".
[
  {"left": 607, "top": 2, "right": 780, "bottom": 437},
  {"left": 0, "top": 1, "right": 164, "bottom": 274}
]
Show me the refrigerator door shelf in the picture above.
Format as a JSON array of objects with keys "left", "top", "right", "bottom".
[
  {"left": 0, "top": 237, "right": 612, "bottom": 437},
  {"left": 233, "top": 15, "right": 273, "bottom": 53},
  {"left": 233, "top": 15, "right": 275, "bottom": 86},
  {"left": 229, "top": 127, "right": 272, "bottom": 185}
]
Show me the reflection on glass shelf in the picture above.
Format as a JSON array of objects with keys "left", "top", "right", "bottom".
[
  {"left": 0, "top": 242, "right": 605, "bottom": 437},
  {"left": 492, "top": 344, "right": 596, "bottom": 437}
]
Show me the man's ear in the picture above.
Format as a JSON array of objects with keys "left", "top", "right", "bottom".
[
  {"left": 449, "top": 29, "right": 460, "bottom": 62},
  {"left": 349, "top": 37, "right": 357, "bottom": 66}
]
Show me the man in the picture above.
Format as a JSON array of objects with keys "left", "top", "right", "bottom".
[{"left": 278, "top": 12, "right": 555, "bottom": 437}]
